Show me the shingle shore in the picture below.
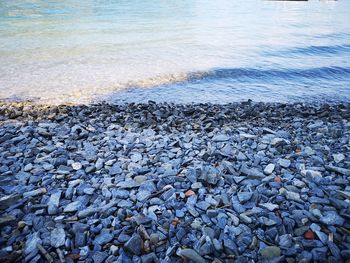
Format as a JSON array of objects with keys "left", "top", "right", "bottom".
[{"left": 0, "top": 101, "right": 349, "bottom": 262}]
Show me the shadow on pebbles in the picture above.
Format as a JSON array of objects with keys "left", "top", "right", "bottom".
[{"left": 0, "top": 101, "right": 350, "bottom": 262}]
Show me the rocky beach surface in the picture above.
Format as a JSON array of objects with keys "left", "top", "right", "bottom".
[{"left": 0, "top": 101, "right": 349, "bottom": 262}]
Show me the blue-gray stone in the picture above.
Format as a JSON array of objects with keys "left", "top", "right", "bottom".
[
  {"left": 92, "top": 251, "right": 108, "bottom": 263},
  {"left": 124, "top": 234, "right": 142, "bottom": 256},
  {"left": 237, "top": 192, "right": 253, "bottom": 203},
  {"left": 320, "top": 211, "right": 344, "bottom": 226},
  {"left": 50, "top": 228, "right": 66, "bottom": 248},
  {"left": 95, "top": 229, "right": 114, "bottom": 245}
]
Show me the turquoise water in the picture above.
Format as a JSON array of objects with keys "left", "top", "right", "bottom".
[{"left": 0, "top": 0, "right": 350, "bottom": 104}]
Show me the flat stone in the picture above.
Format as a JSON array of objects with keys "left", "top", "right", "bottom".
[
  {"left": 176, "top": 248, "right": 206, "bottom": 263},
  {"left": 116, "top": 180, "right": 139, "bottom": 189},
  {"left": 131, "top": 152, "right": 142, "bottom": 162},
  {"left": 149, "top": 233, "right": 159, "bottom": 245},
  {"left": 78, "top": 207, "right": 100, "bottom": 218},
  {"left": 260, "top": 246, "right": 281, "bottom": 259},
  {"left": 278, "top": 159, "right": 291, "bottom": 168},
  {"left": 141, "top": 253, "right": 157, "bottom": 263},
  {"left": 304, "top": 146, "right": 315, "bottom": 156},
  {"left": 301, "top": 169, "right": 322, "bottom": 178},
  {"left": 92, "top": 251, "right": 108, "bottom": 263},
  {"left": 134, "top": 175, "right": 147, "bottom": 184},
  {"left": 95, "top": 229, "right": 114, "bottom": 245},
  {"left": 0, "top": 215, "right": 16, "bottom": 227},
  {"left": 64, "top": 201, "right": 82, "bottom": 213},
  {"left": 25, "top": 232, "right": 41, "bottom": 256},
  {"left": 212, "top": 134, "right": 230, "bottom": 142},
  {"left": 118, "top": 200, "right": 133, "bottom": 208},
  {"left": 310, "top": 223, "right": 321, "bottom": 232},
  {"left": 68, "top": 179, "right": 82, "bottom": 187},
  {"left": 75, "top": 230, "right": 87, "bottom": 248},
  {"left": 232, "top": 200, "right": 246, "bottom": 214},
  {"left": 315, "top": 231, "right": 328, "bottom": 244},
  {"left": 43, "top": 163, "right": 54, "bottom": 171},
  {"left": 279, "top": 234, "right": 292, "bottom": 247},
  {"left": 332, "top": 153, "right": 345, "bottom": 163},
  {"left": 83, "top": 187, "right": 95, "bottom": 195},
  {"left": 240, "top": 133, "right": 257, "bottom": 139},
  {"left": 50, "top": 228, "right": 66, "bottom": 248},
  {"left": 95, "top": 158, "right": 104, "bottom": 170},
  {"left": 259, "top": 217, "right": 277, "bottom": 226},
  {"left": 240, "top": 166, "right": 265, "bottom": 179},
  {"left": 109, "top": 163, "right": 123, "bottom": 175},
  {"left": 124, "top": 233, "right": 142, "bottom": 256},
  {"left": 259, "top": 203, "right": 279, "bottom": 211},
  {"left": 271, "top": 138, "right": 289, "bottom": 146},
  {"left": 325, "top": 165, "right": 350, "bottom": 176},
  {"left": 24, "top": 163, "right": 33, "bottom": 172},
  {"left": 136, "top": 190, "right": 151, "bottom": 202},
  {"left": 239, "top": 213, "right": 252, "bottom": 224},
  {"left": 23, "top": 188, "right": 47, "bottom": 198},
  {"left": 237, "top": 152, "right": 248, "bottom": 161},
  {"left": 57, "top": 165, "right": 72, "bottom": 174},
  {"left": 237, "top": 192, "right": 253, "bottom": 203},
  {"left": 320, "top": 211, "right": 344, "bottom": 226},
  {"left": 337, "top": 190, "right": 350, "bottom": 200},
  {"left": 0, "top": 194, "right": 20, "bottom": 210},
  {"left": 196, "top": 201, "right": 210, "bottom": 211},
  {"left": 47, "top": 191, "right": 61, "bottom": 215},
  {"left": 284, "top": 190, "right": 302, "bottom": 202},
  {"left": 113, "top": 189, "right": 129, "bottom": 199},
  {"left": 293, "top": 179, "right": 306, "bottom": 188}
]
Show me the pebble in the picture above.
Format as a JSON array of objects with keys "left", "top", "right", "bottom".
[
  {"left": 264, "top": 163, "right": 275, "bottom": 175},
  {"left": 301, "top": 169, "right": 322, "bottom": 178},
  {"left": 279, "top": 234, "right": 293, "bottom": 247},
  {"left": 24, "top": 163, "right": 33, "bottom": 172},
  {"left": 124, "top": 234, "right": 142, "bottom": 255},
  {"left": 47, "top": 191, "right": 61, "bottom": 215},
  {"left": 326, "top": 165, "right": 350, "bottom": 176},
  {"left": 176, "top": 248, "right": 206, "bottom": 263},
  {"left": 0, "top": 194, "right": 20, "bottom": 210},
  {"left": 332, "top": 153, "right": 345, "bottom": 163},
  {"left": 72, "top": 162, "right": 82, "bottom": 170},
  {"left": 278, "top": 158, "right": 291, "bottom": 168},
  {"left": 23, "top": 188, "right": 47, "bottom": 198},
  {"left": 95, "top": 229, "right": 114, "bottom": 245},
  {"left": 284, "top": 190, "right": 302, "bottom": 202},
  {"left": 50, "top": 228, "right": 66, "bottom": 248},
  {"left": 212, "top": 134, "right": 230, "bottom": 142},
  {"left": 259, "top": 203, "right": 279, "bottom": 211},
  {"left": 237, "top": 192, "right": 253, "bottom": 203},
  {"left": 260, "top": 246, "right": 281, "bottom": 259},
  {"left": 320, "top": 211, "right": 345, "bottom": 226},
  {"left": 92, "top": 252, "right": 108, "bottom": 263},
  {"left": 0, "top": 215, "right": 16, "bottom": 227},
  {"left": 64, "top": 201, "right": 82, "bottom": 213},
  {"left": 1, "top": 101, "right": 349, "bottom": 262}
]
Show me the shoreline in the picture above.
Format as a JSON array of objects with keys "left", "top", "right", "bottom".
[{"left": 0, "top": 101, "right": 350, "bottom": 262}]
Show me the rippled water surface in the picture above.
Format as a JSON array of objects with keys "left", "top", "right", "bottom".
[{"left": 1, "top": 0, "right": 350, "bottom": 104}]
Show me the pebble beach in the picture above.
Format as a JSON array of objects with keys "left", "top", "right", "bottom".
[{"left": 0, "top": 101, "right": 350, "bottom": 262}]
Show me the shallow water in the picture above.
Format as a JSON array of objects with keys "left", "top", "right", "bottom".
[{"left": 0, "top": 0, "right": 350, "bottom": 104}]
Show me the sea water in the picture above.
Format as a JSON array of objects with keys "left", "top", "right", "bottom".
[{"left": 0, "top": 0, "right": 350, "bottom": 104}]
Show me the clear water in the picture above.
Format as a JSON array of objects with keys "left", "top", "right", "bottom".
[{"left": 0, "top": 0, "right": 350, "bottom": 104}]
